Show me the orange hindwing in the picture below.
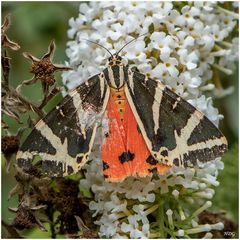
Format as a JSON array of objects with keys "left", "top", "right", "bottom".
[{"left": 102, "top": 87, "right": 170, "bottom": 182}]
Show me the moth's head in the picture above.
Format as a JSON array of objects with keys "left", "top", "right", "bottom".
[{"left": 108, "top": 54, "right": 123, "bottom": 66}]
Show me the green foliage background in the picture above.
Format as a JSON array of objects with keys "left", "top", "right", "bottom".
[{"left": 1, "top": 2, "right": 239, "bottom": 238}]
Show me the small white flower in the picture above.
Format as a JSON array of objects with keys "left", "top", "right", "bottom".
[
  {"left": 181, "top": 5, "right": 200, "bottom": 26},
  {"left": 96, "top": 213, "right": 119, "bottom": 237},
  {"left": 123, "top": 178, "right": 155, "bottom": 202},
  {"left": 219, "top": 37, "right": 239, "bottom": 71},
  {"left": 121, "top": 215, "right": 149, "bottom": 239},
  {"left": 150, "top": 32, "right": 175, "bottom": 61},
  {"left": 154, "top": 174, "right": 177, "bottom": 194},
  {"left": 175, "top": 30, "right": 195, "bottom": 49},
  {"left": 172, "top": 189, "right": 179, "bottom": 199},
  {"left": 107, "top": 30, "right": 122, "bottom": 41},
  {"left": 104, "top": 194, "right": 120, "bottom": 211},
  {"left": 199, "top": 182, "right": 207, "bottom": 189},
  {"left": 203, "top": 174, "right": 219, "bottom": 187},
  {"left": 177, "top": 229, "right": 185, "bottom": 237},
  {"left": 177, "top": 49, "right": 198, "bottom": 70},
  {"left": 165, "top": 57, "right": 179, "bottom": 77},
  {"left": 149, "top": 59, "right": 178, "bottom": 83},
  {"left": 151, "top": 63, "right": 168, "bottom": 79},
  {"left": 151, "top": 2, "right": 173, "bottom": 24},
  {"left": 218, "top": 12, "right": 237, "bottom": 32},
  {"left": 79, "top": 2, "right": 96, "bottom": 19},
  {"left": 194, "top": 1, "right": 216, "bottom": 12},
  {"left": 68, "top": 17, "right": 83, "bottom": 39},
  {"left": 124, "top": 39, "right": 147, "bottom": 62},
  {"left": 166, "top": 209, "right": 173, "bottom": 216},
  {"left": 197, "top": 33, "right": 215, "bottom": 52},
  {"left": 211, "top": 24, "right": 228, "bottom": 42},
  {"left": 166, "top": 9, "right": 185, "bottom": 31}
]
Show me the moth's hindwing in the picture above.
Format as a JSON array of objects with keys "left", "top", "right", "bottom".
[
  {"left": 101, "top": 87, "right": 171, "bottom": 182},
  {"left": 125, "top": 70, "right": 228, "bottom": 167},
  {"left": 17, "top": 74, "right": 109, "bottom": 177}
]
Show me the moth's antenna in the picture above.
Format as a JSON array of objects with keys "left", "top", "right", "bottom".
[
  {"left": 116, "top": 32, "right": 149, "bottom": 56},
  {"left": 80, "top": 38, "right": 113, "bottom": 58}
]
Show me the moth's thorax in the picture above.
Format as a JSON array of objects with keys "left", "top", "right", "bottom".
[
  {"left": 103, "top": 62, "right": 129, "bottom": 89},
  {"left": 110, "top": 86, "right": 126, "bottom": 121}
]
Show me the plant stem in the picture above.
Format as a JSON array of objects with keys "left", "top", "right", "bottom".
[
  {"left": 157, "top": 196, "right": 166, "bottom": 238},
  {"left": 213, "top": 63, "right": 233, "bottom": 75},
  {"left": 217, "top": 6, "right": 239, "bottom": 19},
  {"left": 10, "top": 87, "right": 45, "bottom": 118}
]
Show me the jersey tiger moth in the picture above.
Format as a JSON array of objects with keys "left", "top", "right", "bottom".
[{"left": 16, "top": 46, "right": 228, "bottom": 182}]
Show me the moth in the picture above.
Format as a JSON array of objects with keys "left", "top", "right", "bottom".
[{"left": 17, "top": 43, "right": 228, "bottom": 182}]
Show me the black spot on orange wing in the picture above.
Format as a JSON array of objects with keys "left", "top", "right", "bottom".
[
  {"left": 146, "top": 155, "right": 158, "bottom": 165},
  {"left": 148, "top": 167, "right": 157, "bottom": 174},
  {"left": 102, "top": 161, "right": 110, "bottom": 170},
  {"left": 119, "top": 151, "right": 135, "bottom": 164}
]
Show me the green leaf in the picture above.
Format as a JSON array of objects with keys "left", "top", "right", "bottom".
[{"left": 212, "top": 143, "right": 238, "bottom": 222}]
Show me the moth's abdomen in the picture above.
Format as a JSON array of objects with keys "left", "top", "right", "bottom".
[{"left": 110, "top": 86, "right": 126, "bottom": 121}]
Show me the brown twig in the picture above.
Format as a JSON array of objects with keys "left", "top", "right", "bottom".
[
  {"left": 1, "top": 50, "right": 11, "bottom": 86},
  {"left": 38, "top": 86, "right": 60, "bottom": 109},
  {"left": 4, "top": 85, "right": 45, "bottom": 119}
]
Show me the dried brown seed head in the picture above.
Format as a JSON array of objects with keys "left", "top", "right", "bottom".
[
  {"left": 22, "top": 40, "right": 72, "bottom": 87},
  {"left": 12, "top": 206, "right": 37, "bottom": 230},
  {"left": 2, "top": 135, "right": 19, "bottom": 154}
]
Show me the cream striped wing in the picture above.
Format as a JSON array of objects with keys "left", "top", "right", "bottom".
[
  {"left": 125, "top": 69, "right": 228, "bottom": 167},
  {"left": 17, "top": 73, "right": 109, "bottom": 176}
]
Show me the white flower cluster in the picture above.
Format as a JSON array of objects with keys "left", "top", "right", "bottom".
[
  {"left": 80, "top": 155, "right": 225, "bottom": 238},
  {"left": 62, "top": 1, "right": 238, "bottom": 238}
]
